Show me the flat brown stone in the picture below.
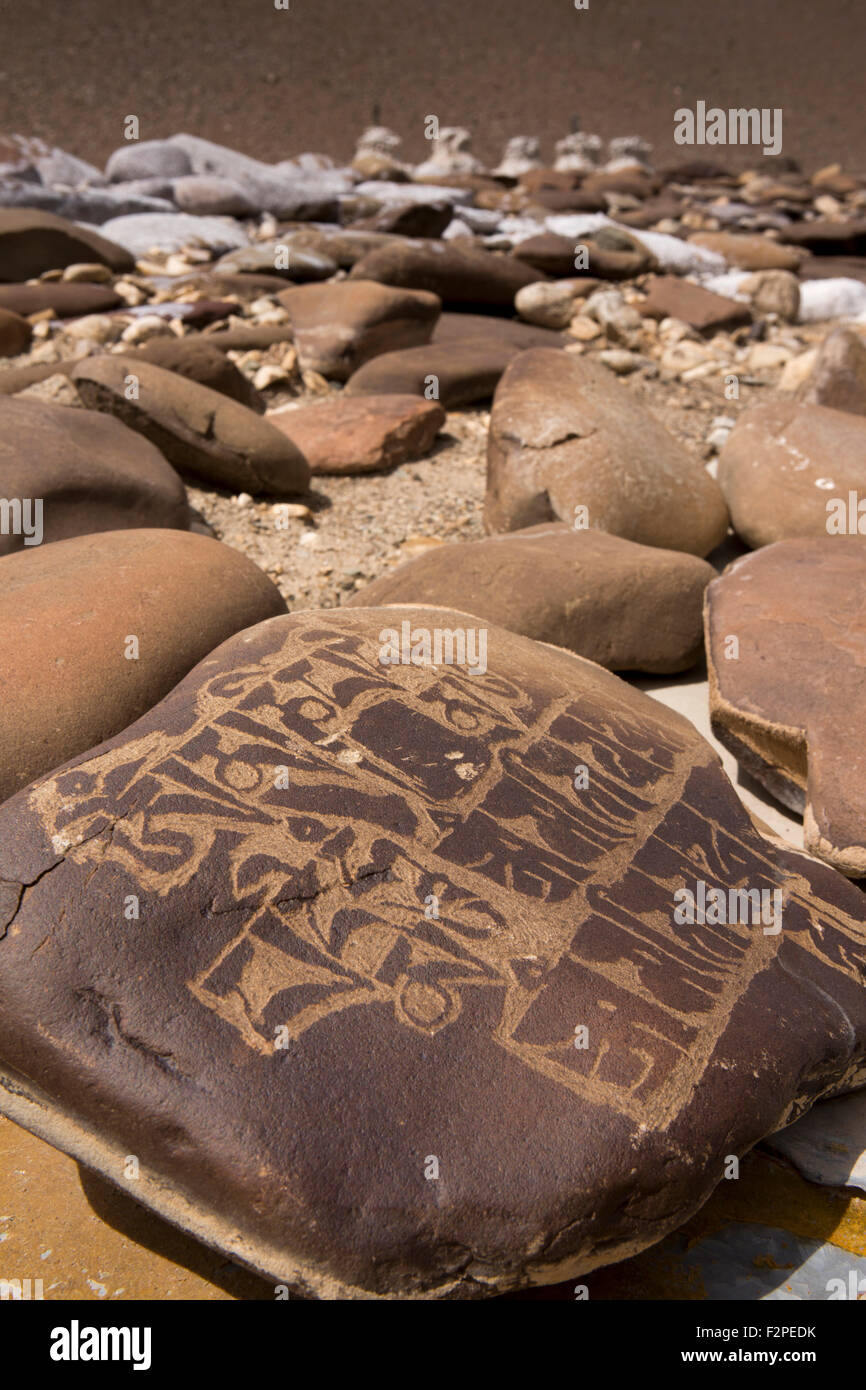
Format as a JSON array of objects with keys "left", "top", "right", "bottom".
[
  {"left": 617, "top": 197, "right": 685, "bottom": 228},
  {"left": 128, "top": 336, "right": 265, "bottom": 412},
  {"left": 344, "top": 338, "right": 520, "bottom": 406},
  {"left": 278, "top": 280, "right": 440, "bottom": 381},
  {"left": 485, "top": 348, "right": 729, "bottom": 556},
  {"left": 202, "top": 324, "right": 296, "bottom": 352},
  {"left": 706, "top": 538, "right": 866, "bottom": 876},
  {"left": 0, "top": 208, "right": 133, "bottom": 280},
  {"left": 513, "top": 229, "right": 653, "bottom": 281},
  {"left": 0, "top": 281, "right": 121, "bottom": 317},
  {"left": 688, "top": 232, "right": 805, "bottom": 272},
  {"left": 0, "top": 607, "right": 865, "bottom": 1298},
  {"left": 267, "top": 394, "right": 444, "bottom": 474},
  {"left": 717, "top": 400, "right": 866, "bottom": 547},
  {"left": 642, "top": 275, "right": 751, "bottom": 333},
  {"left": 0, "top": 528, "right": 286, "bottom": 804},
  {"left": 531, "top": 188, "right": 608, "bottom": 214},
  {"left": 796, "top": 255, "right": 866, "bottom": 285},
  {"left": 518, "top": 169, "right": 581, "bottom": 194},
  {"left": 347, "top": 524, "right": 715, "bottom": 672},
  {"left": 348, "top": 202, "right": 453, "bottom": 239},
  {"left": 581, "top": 170, "right": 661, "bottom": 200},
  {"left": 348, "top": 240, "right": 543, "bottom": 308},
  {"left": 345, "top": 313, "right": 567, "bottom": 405},
  {"left": 198, "top": 270, "right": 296, "bottom": 296},
  {"left": 781, "top": 218, "right": 866, "bottom": 256},
  {"left": 431, "top": 312, "right": 566, "bottom": 349},
  {"left": 72, "top": 355, "right": 310, "bottom": 495}
]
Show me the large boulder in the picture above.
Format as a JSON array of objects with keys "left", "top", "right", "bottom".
[
  {"left": 0, "top": 396, "right": 190, "bottom": 556},
  {"left": 348, "top": 524, "right": 715, "bottom": 672},
  {"left": 72, "top": 356, "right": 310, "bottom": 495},
  {"left": 278, "top": 280, "right": 440, "bottom": 382},
  {"left": 706, "top": 538, "right": 866, "bottom": 877},
  {"left": 0, "top": 528, "right": 286, "bottom": 803},
  {"left": 717, "top": 400, "right": 866, "bottom": 547},
  {"left": 485, "top": 349, "right": 729, "bottom": 556},
  {"left": 0, "top": 208, "right": 133, "bottom": 279},
  {"left": 0, "top": 608, "right": 864, "bottom": 1298}
]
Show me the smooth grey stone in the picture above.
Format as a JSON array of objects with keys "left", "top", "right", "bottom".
[
  {"left": 354, "top": 179, "right": 473, "bottom": 207},
  {"left": 215, "top": 243, "right": 337, "bottom": 282},
  {"left": 55, "top": 189, "right": 176, "bottom": 223},
  {"left": 0, "top": 184, "right": 64, "bottom": 211},
  {"left": 106, "top": 140, "right": 193, "bottom": 182},
  {"left": 764, "top": 1091, "right": 866, "bottom": 1194},
  {"left": 0, "top": 184, "right": 175, "bottom": 223},
  {"left": 36, "top": 148, "right": 106, "bottom": 188},
  {"left": 98, "top": 212, "right": 249, "bottom": 256},
  {"left": 674, "top": 1222, "right": 866, "bottom": 1300},
  {"left": 165, "top": 134, "right": 348, "bottom": 218}
]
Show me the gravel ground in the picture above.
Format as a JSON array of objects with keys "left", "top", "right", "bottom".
[
  {"left": 185, "top": 338, "right": 805, "bottom": 611},
  {"left": 187, "top": 407, "right": 490, "bottom": 610}
]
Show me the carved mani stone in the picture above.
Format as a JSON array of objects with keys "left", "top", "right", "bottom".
[
  {"left": 706, "top": 537, "right": 866, "bottom": 877},
  {"left": 0, "top": 608, "right": 864, "bottom": 1298}
]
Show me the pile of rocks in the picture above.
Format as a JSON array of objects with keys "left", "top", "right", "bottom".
[{"left": 0, "top": 127, "right": 865, "bottom": 1302}]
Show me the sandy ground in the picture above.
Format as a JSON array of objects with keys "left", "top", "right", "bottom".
[
  {"left": 186, "top": 409, "right": 490, "bottom": 609},
  {"left": 2, "top": 0, "right": 864, "bottom": 174}
]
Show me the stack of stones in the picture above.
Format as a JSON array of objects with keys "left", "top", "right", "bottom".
[{"left": 0, "top": 124, "right": 864, "bottom": 1301}]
